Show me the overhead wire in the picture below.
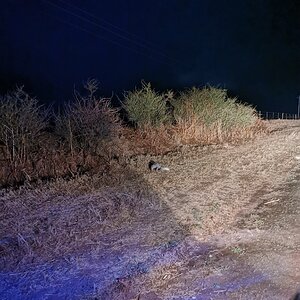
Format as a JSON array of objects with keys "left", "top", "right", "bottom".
[
  {"left": 43, "top": 12, "right": 175, "bottom": 67},
  {"left": 56, "top": 0, "right": 167, "bottom": 53},
  {"left": 42, "top": 0, "right": 188, "bottom": 68}
]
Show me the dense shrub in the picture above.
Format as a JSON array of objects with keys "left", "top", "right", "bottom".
[
  {"left": 171, "top": 86, "right": 257, "bottom": 128},
  {"left": 123, "top": 81, "right": 170, "bottom": 128}
]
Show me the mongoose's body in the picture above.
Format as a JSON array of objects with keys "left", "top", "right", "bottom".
[{"left": 149, "top": 160, "right": 170, "bottom": 172}]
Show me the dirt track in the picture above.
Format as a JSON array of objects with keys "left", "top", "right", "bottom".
[
  {"left": 127, "top": 120, "right": 300, "bottom": 299},
  {"left": 1, "top": 120, "right": 300, "bottom": 299}
]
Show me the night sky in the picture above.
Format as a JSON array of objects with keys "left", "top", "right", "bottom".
[{"left": 1, "top": 0, "right": 300, "bottom": 112}]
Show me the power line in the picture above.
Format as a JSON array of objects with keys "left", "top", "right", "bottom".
[
  {"left": 56, "top": 0, "right": 166, "bottom": 53},
  {"left": 42, "top": 0, "right": 187, "bottom": 68},
  {"left": 42, "top": 11, "right": 177, "bottom": 67}
]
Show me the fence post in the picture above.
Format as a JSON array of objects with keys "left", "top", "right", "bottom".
[{"left": 258, "top": 111, "right": 262, "bottom": 119}]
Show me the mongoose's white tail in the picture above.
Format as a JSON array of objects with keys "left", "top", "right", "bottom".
[{"left": 160, "top": 166, "right": 170, "bottom": 171}]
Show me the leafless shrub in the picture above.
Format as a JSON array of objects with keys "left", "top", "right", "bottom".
[
  {"left": 0, "top": 87, "right": 50, "bottom": 185},
  {"left": 56, "top": 79, "right": 122, "bottom": 159},
  {"left": 0, "top": 86, "right": 49, "bottom": 164}
]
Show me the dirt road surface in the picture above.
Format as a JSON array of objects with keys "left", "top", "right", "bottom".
[{"left": 1, "top": 120, "right": 300, "bottom": 299}]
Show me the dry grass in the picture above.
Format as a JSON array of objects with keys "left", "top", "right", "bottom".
[
  {"left": 0, "top": 162, "right": 160, "bottom": 271},
  {"left": 171, "top": 118, "right": 266, "bottom": 146},
  {"left": 122, "top": 118, "right": 266, "bottom": 156},
  {"left": 130, "top": 121, "right": 300, "bottom": 240},
  {"left": 0, "top": 147, "right": 112, "bottom": 187},
  {"left": 0, "top": 117, "right": 265, "bottom": 186},
  {"left": 1, "top": 120, "right": 300, "bottom": 299}
]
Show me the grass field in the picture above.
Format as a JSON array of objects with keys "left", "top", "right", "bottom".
[{"left": 1, "top": 120, "right": 300, "bottom": 299}]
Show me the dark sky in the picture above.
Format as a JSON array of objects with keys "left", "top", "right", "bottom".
[{"left": 1, "top": 0, "right": 300, "bottom": 112}]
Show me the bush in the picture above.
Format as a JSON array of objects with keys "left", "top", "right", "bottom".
[
  {"left": 171, "top": 86, "right": 257, "bottom": 128},
  {"left": 0, "top": 86, "right": 49, "bottom": 164},
  {"left": 56, "top": 79, "right": 122, "bottom": 157},
  {"left": 219, "top": 97, "right": 258, "bottom": 128},
  {"left": 123, "top": 81, "right": 170, "bottom": 128}
]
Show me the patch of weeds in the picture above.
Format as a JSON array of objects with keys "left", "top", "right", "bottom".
[
  {"left": 230, "top": 246, "right": 245, "bottom": 255},
  {"left": 249, "top": 214, "right": 264, "bottom": 228},
  {"left": 192, "top": 207, "right": 202, "bottom": 222},
  {"left": 210, "top": 202, "right": 221, "bottom": 213}
]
